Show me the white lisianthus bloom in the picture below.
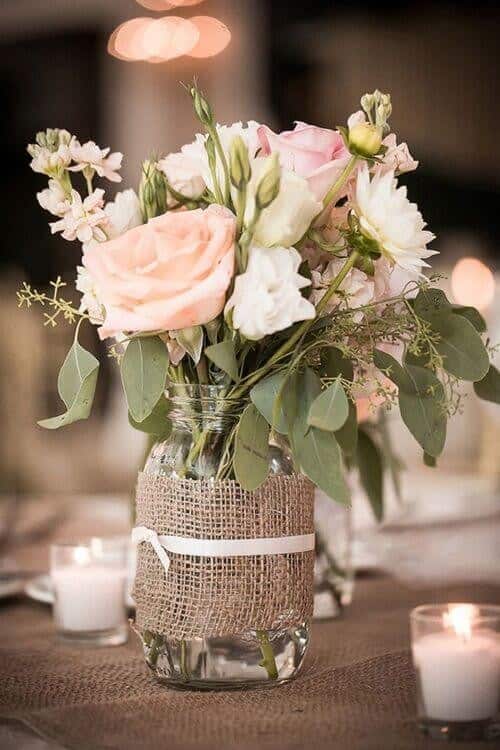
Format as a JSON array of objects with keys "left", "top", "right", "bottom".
[
  {"left": 352, "top": 164, "right": 436, "bottom": 274},
  {"left": 311, "top": 258, "right": 376, "bottom": 322},
  {"left": 50, "top": 189, "right": 108, "bottom": 244},
  {"left": 181, "top": 121, "right": 261, "bottom": 195},
  {"left": 37, "top": 179, "right": 68, "bottom": 216},
  {"left": 245, "top": 158, "right": 323, "bottom": 247},
  {"left": 69, "top": 140, "right": 123, "bottom": 182},
  {"left": 104, "top": 189, "right": 142, "bottom": 238},
  {"left": 29, "top": 144, "right": 72, "bottom": 176},
  {"left": 226, "top": 245, "right": 315, "bottom": 340},
  {"left": 76, "top": 266, "right": 104, "bottom": 324},
  {"left": 157, "top": 152, "right": 206, "bottom": 206}
]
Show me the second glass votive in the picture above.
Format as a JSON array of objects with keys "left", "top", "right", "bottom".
[
  {"left": 410, "top": 603, "right": 500, "bottom": 741},
  {"left": 51, "top": 539, "right": 128, "bottom": 646}
]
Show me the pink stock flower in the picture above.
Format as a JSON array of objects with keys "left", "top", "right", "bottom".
[
  {"left": 257, "top": 122, "right": 350, "bottom": 201},
  {"left": 69, "top": 140, "right": 123, "bottom": 182},
  {"left": 83, "top": 205, "right": 236, "bottom": 339}
]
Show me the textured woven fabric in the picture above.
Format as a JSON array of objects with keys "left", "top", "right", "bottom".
[
  {"left": 1, "top": 578, "right": 498, "bottom": 750},
  {"left": 133, "top": 473, "right": 315, "bottom": 638}
]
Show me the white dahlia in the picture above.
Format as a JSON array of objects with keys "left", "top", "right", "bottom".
[{"left": 352, "top": 163, "right": 436, "bottom": 274}]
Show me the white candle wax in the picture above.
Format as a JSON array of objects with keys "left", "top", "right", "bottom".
[
  {"left": 413, "top": 630, "right": 500, "bottom": 721},
  {"left": 53, "top": 565, "right": 126, "bottom": 632}
]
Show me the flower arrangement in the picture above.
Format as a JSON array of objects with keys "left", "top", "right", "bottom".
[{"left": 20, "top": 84, "right": 499, "bottom": 511}]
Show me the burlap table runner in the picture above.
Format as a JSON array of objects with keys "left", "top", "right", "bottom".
[
  {"left": 134, "top": 473, "right": 315, "bottom": 638},
  {"left": 1, "top": 577, "right": 498, "bottom": 750}
]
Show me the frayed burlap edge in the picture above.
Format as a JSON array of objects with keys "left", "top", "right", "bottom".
[{"left": 133, "top": 473, "right": 315, "bottom": 638}]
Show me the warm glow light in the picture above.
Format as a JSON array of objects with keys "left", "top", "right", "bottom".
[
  {"left": 108, "top": 18, "right": 155, "bottom": 61},
  {"left": 136, "top": 0, "right": 205, "bottom": 8},
  {"left": 451, "top": 257, "right": 495, "bottom": 311},
  {"left": 142, "top": 17, "right": 200, "bottom": 61},
  {"left": 187, "top": 16, "right": 231, "bottom": 58},
  {"left": 74, "top": 546, "right": 91, "bottom": 566},
  {"left": 443, "top": 604, "right": 479, "bottom": 641}
]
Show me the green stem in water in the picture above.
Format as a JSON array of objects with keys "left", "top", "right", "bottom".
[
  {"left": 256, "top": 630, "right": 278, "bottom": 680},
  {"left": 180, "top": 639, "right": 189, "bottom": 679}
]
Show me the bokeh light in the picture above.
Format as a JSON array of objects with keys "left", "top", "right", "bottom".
[
  {"left": 136, "top": 0, "right": 205, "bottom": 9},
  {"left": 187, "top": 16, "right": 231, "bottom": 58},
  {"left": 451, "top": 257, "right": 495, "bottom": 311},
  {"left": 108, "top": 18, "right": 155, "bottom": 62},
  {"left": 142, "top": 17, "right": 199, "bottom": 61}
]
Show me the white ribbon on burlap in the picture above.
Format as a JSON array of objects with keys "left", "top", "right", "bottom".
[{"left": 131, "top": 525, "right": 315, "bottom": 577}]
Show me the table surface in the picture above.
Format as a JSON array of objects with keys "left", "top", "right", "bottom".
[{"left": 0, "top": 495, "right": 499, "bottom": 750}]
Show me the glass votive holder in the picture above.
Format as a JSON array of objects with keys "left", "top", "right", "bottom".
[
  {"left": 410, "top": 603, "right": 500, "bottom": 741},
  {"left": 51, "top": 539, "right": 128, "bottom": 646}
]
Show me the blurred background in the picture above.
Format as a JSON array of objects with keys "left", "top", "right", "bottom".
[{"left": 1, "top": 0, "right": 499, "bottom": 511}]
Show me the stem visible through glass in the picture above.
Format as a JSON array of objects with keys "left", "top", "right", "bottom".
[{"left": 256, "top": 630, "right": 278, "bottom": 680}]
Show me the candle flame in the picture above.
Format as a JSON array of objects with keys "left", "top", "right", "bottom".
[{"left": 443, "top": 604, "right": 480, "bottom": 641}]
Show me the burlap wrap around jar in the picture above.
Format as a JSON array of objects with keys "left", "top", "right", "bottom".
[{"left": 133, "top": 472, "right": 315, "bottom": 640}]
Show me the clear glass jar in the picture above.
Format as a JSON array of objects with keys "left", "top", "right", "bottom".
[{"left": 139, "top": 383, "right": 310, "bottom": 690}]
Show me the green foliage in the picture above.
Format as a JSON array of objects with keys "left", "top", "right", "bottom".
[
  {"left": 357, "top": 429, "right": 383, "bottom": 521},
  {"left": 233, "top": 403, "right": 269, "bottom": 490},
  {"left": 128, "top": 396, "right": 172, "bottom": 440},
  {"left": 473, "top": 365, "right": 500, "bottom": 404},
  {"left": 176, "top": 326, "right": 204, "bottom": 365},
  {"left": 374, "top": 349, "right": 446, "bottom": 457},
  {"left": 120, "top": 336, "right": 169, "bottom": 423},
  {"left": 424, "top": 452, "right": 437, "bottom": 468},
  {"left": 250, "top": 371, "right": 289, "bottom": 434},
  {"left": 319, "top": 347, "right": 354, "bottom": 381},
  {"left": 307, "top": 376, "right": 349, "bottom": 431},
  {"left": 38, "top": 337, "right": 99, "bottom": 429},
  {"left": 452, "top": 305, "right": 486, "bottom": 333},
  {"left": 205, "top": 340, "right": 240, "bottom": 382},
  {"left": 334, "top": 399, "right": 358, "bottom": 456}
]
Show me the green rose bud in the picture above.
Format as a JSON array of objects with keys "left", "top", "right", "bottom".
[
  {"left": 255, "top": 153, "right": 280, "bottom": 210},
  {"left": 229, "top": 136, "right": 251, "bottom": 190},
  {"left": 348, "top": 122, "right": 383, "bottom": 158},
  {"left": 189, "top": 85, "right": 213, "bottom": 126}
]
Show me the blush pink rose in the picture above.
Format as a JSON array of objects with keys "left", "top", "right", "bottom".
[
  {"left": 257, "top": 121, "right": 350, "bottom": 201},
  {"left": 83, "top": 205, "right": 236, "bottom": 339}
]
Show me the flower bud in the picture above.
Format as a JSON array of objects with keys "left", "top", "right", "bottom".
[
  {"left": 139, "top": 160, "right": 167, "bottom": 221},
  {"left": 229, "top": 136, "right": 251, "bottom": 190},
  {"left": 255, "top": 153, "right": 280, "bottom": 210},
  {"left": 189, "top": 85, "right": 213, "bottom": 127},
  {"left": 348, "top": 123, "right": 383, "bottom": 158}
]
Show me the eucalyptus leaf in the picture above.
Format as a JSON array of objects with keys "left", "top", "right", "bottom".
[
  {"left": 357, "top": 429, "right": 383, "bottom": 521},
  {"left": 431, "top": 315, "right": 489, "bottom": 382},
  {"left": 452, "top": 305, "right": 486, "bottom": 333},
  {"left": 473, "top": 365, "right": 500, "bottom": 404},
  {"left": 373, "top": 349, "right": 412, "bottom": 392},
  {"left": 334, "top": 399, "right": 358, "bottom": 456},
  {"left": 423, "top": 452, "right": 437, "bottom": 468},
  {"left": 205, "top": 340, "right": 239, "bottom": 382},
  {"left": 128, "top": 396, "right": 172, "bottom": 439},
  {"left": 175, "top": 326, "right": 204, "bottom": 365},
  {"left": 233, "top": 403, "right": 270, "bottom": 490},
  {"left": 307, "top": 376, "right": 349, "bottom": 432},
  {"left": 399, "top": 365, "right": 447, "bottom": 457},
  {"left": 286, "top": 367, "right": 322, "bottom": 448},
  {"left": 413, "top": 288, "right": 451, "bottom": 321},
  {"left": 250, "top": 370, "right": 290, "bottom": 434},
  {"left": 38, "top": 339, "right": 99, "bottom": 429},
  {"left": 120, "top": 336, "right": 169, "bottom": 423},
  {"left": 295, "top": 426, "right": 350, "bottom": 505}
]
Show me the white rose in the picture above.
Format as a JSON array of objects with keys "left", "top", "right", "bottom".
[
  {"left": 245, "top": 158, "right": 322, "bottom": 247},
  {"left": 104, "top": 189, "right": 142, "bottom": 238},
  {"left": 157, "top": 152, "right": 206, "bottom": 206},
  {"left": 226, "top": 245, "right": 315, "bottom": 340}
]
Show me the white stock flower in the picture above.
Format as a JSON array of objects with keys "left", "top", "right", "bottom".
[
  {"left": 245, "top": 159, "right": 322, "bottom": 247},
  {"left": 69, "top": 140, "right": 123, "bottom": 182},
  {"left": 104, "top": 189, "right": 142, "bottom": 238},
  {"left": 157, "top": 152, "right": 206, "bottom": 206},
  {"left": 76, "top": 266, "right": 104, "bottom": 324},
  {"left": 380, "top": 134, "right": 418, "bottom": 175},
  {"left": 311, "top": 258, "right": 376, "bottom": 322},
  {"left": 181, "top": 121, "right": 261, "bottom": 195},
  {"left": 226, "top": 245, "right": 315, "bottom": 340},
  {"left": 37, "top": 179, "right": 68, "bottom": 216},
  {"left": 29, "top": 144, "right": 71, "bottom": 176},
  {"left": 50, "top": 189, "right": 108, "bottom": 244},
  {"left": 352, "top": 164, "right": 436, "bottom": 274}
]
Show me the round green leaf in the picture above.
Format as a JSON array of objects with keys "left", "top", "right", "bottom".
[{"left": 307, "top": 376, "right": 349, "bottom": 432}]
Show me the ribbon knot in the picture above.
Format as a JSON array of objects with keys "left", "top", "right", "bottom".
[{"left": 132, "top": 525, "right": 171, "bottom": 576}]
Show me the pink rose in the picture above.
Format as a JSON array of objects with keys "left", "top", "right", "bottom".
[
  {"left": 257, "top": 122, "right": 350, "bottom": 201},
  {"left": 83, "top": 205, "right": 236, "bottom": 339}
]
